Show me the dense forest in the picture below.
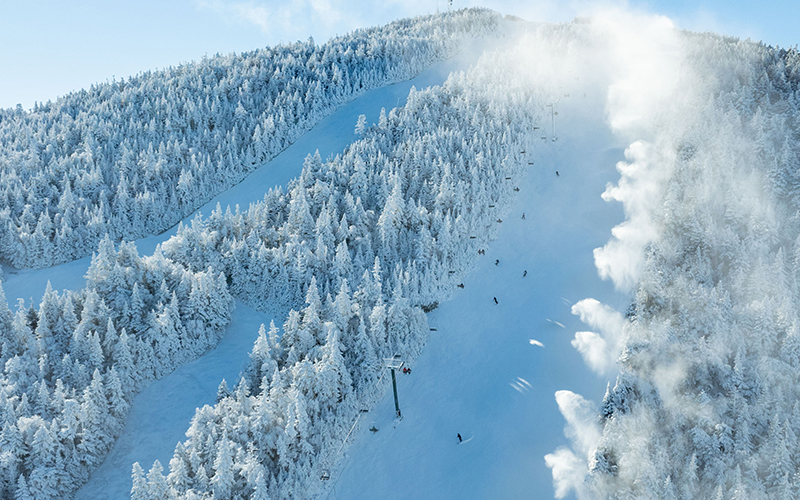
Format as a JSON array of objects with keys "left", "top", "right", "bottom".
[
  {"left": 0, "top": 10, "right": 508, "bottom": 500},
  {"left": 133, "top": 30, "right": 543, "bottom": 499},
  {"left": 552, "top": 30, "right": 800, "bottom": 500},
  {"left": 7, "top": 7, "right": 800, "bottom": 500},
  {"left": 0, "top": 8, "right": 499, "bottom": 270},
  {"left": 0, "top": 239, "right": 233, "bottom": 499}
]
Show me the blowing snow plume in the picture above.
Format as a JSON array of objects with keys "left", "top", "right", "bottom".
[
  {"left": 544, "top": 5, "right": 800, "bottom": 500},
  {"left": 570, "top": 298, "right": 625, "bottom": 374}
]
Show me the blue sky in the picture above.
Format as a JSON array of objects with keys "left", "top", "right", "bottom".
[{"left": 1, "top": 0, "right": 798, "bottom": 110}]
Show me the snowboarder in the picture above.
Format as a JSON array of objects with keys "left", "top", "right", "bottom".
[
  {"left": 493, "top": 297, "right": 498, "bottom": 304},
  {"left": 523, "top": 270, "right": 527, "bottom": 277},
  {"left": 458, "top": 433, "right": 462, "bottom": 443}
]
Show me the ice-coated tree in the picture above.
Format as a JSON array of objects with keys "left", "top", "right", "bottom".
[
  {"left": 211, "top": 432, "right": 235, "bottom": 500},
  {"left": 142, "top": 30, "right": 540, "bottom": 498},
  {"left": 130, "top": 462, "right": 148, "bottom": 500},
  {"left": 354, "top": 114, "right": 367, "bottom": 135}
]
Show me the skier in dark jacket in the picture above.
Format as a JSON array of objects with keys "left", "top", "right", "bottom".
[{"left": 458, "top": 433, "right": 462, "bottom": 443}]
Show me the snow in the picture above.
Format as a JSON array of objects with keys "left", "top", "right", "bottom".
[
  {"left": 0, "top": 35, "right": 493, "bottom": 307},
  {"left": 73, "top": 299, "right": 271, "bottom": 500},
  {"left": 54, "top": 36, "right": 501, "bottom": 499},
  {"left": 325, "top": 75, "right": 629, "bottom": 500},
  {"left": 4, "top": 28, "right": 632, "bottom": 500}
]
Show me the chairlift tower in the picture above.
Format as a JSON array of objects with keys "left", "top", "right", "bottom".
[
  {"left": 547, "top": 102, "right": 558, "bottom": 142},
  {"left": 384, "top": 356, "right": 404, "bottom": 419}
]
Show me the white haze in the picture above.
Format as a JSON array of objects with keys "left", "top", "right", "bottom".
[
  {"left": 570, "top": 298, "right": 625, "bottom": 374},
  {"left": 537, "top": 0, "right": 800, "bottom": 496},
  {"left": 544, "top": 391, "right": 602, "bottom": 500},
  {"left": 498, "top": 5, "right": 710, "bottom": 498}
]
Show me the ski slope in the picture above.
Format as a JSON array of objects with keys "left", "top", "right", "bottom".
[
  {"left": 325, "top": 75, "right": 629, "bottom": 499},
  {"left": 0, "top": 35, "right": 494, "bottom": 307},
  {"left": 55, "top": 36, "right": 504, "bottom": 500},
  {"left": 3, "top": 28, "right": 630, "bottom": 499}
]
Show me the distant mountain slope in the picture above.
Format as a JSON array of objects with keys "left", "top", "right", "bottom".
[{"left": 0, "top": 8, "right": 498, "bottom": 270}]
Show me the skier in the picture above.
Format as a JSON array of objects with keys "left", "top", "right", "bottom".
[
  {"left": 458, "top": 433, "right": 462, "bottom": 443},
  {"left": 522, "top": 213, "right": 525, "bottom": 219},
  {"left": 523, "top": 270, "right": 527, "bottom": 277},
  {"left": 556, "top": 171, "right": 559, "bottom": 176},
  {"left": 495, "top": 259, "right": 499, "bottom": 266},
  {"left": 493, "top": 297, "right": 498, "bottom": 304}
]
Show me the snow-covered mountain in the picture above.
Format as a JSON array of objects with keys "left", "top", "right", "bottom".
[{"left": 1, "top": 6, "right": 799, "bottom": 500}]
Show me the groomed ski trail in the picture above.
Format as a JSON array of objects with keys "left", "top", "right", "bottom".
[
  {"left": 326, "top": 69, "right": 629, "bottom": 500},
  {"left": 68, "top": 35, "right": 504, "bottom": 500},
  {"left": 1, "top": 35, "right": 497, "bottom": 306}
]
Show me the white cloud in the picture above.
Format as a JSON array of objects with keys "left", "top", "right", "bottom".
[
  {"left": 571, "top": 298, "right": 625, "bottom": 334},
  {"left": 545, "top": 447, "right": 588, "bottom": 499},
  {"left": 571, "top": 331, "right": 611, "bottom": 373},
  {"left": 545, "top": 390, "right": 601, "bottom": 499},
  {"left": 593, "top": 140, "right": 675, "bottom": 291},
  {"left": 570, "top": 299, "right": 625, "bottom": 374}
]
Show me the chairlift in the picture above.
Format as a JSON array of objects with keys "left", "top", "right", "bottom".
[
  {"left": 541, "top": 136, "right": 547, "bottom": 140},
  {"left": 321, "top": 471, "right": 331, "bottom": 481},
  {"left": 488, "top": 204, "right": 495, "bottom": 208},
  {"left": 528, "top": 162, "right": 534, "bottom": 165},
  {"left": 505, "top": 176, "right": 512, "bottom": 180},
  {"left": 520, "top": 150, "right": 526, "bottom": 154},
  {"left": 469, "top": 236, "right": 476, "bottom": 239},
  {"left": 430, "top": 327, "right": 438, "bottom": 331}
]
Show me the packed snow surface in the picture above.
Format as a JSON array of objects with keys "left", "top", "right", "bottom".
[
  {"left": 50, "top": 36, "right": 505, "bottom": 500},
  {"left": 5, "top": 28, "right": 630, "bottom": 500},
  {"left": 0, "top": 36, "right": 491, "bottom": 307},
  {"left": 327, "top": 73, "right": 628, "bottom": 500}
]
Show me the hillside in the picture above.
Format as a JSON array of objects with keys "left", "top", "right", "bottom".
[
  {"left": 1, "top": 7, "right": 800, "bottom": 500},
  {"left": 0, "top": 9, "right": 498, "bottom": 270},
  {"left": 71, "top": 36, "right": 499, "bottom": 500},
  {"left": 328, "top": 61, "right": 628, "bottom": 499}
]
